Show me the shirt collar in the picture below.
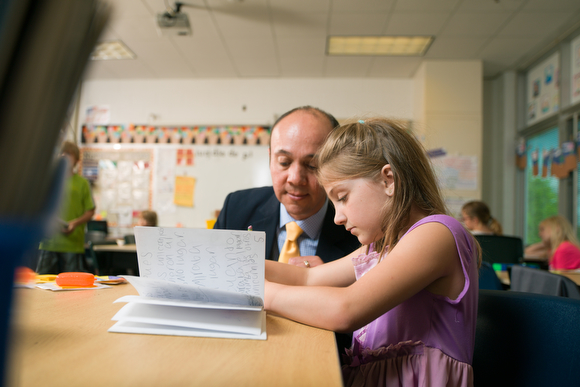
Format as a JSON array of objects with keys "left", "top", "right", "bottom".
[{"left": 279, "top": 198, "right": 328, "bottom": 239}]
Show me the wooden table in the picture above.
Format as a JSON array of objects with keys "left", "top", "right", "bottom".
[
  {"left": 7, "top": 285, "right": 343, "bottom": 387},
  {"left": 92, "top": 243, "right": 137, "bottom": 253},
  {"left": 550, "top": 270, "right": 580, "bottom": 285}
]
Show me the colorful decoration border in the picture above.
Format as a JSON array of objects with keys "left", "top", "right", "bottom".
[{"left": 82, "top": 124, "right": 271, "bottom": 145}]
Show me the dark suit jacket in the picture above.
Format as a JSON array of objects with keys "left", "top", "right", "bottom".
[{"left": 214, "top": 186, "right": 360, "bottom": 262}]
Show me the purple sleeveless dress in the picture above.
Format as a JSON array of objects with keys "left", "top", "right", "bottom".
[{"left": 342, "top": 215, "right": 479, "bottom": 387}]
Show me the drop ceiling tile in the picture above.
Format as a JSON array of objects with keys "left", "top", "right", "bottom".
[
  {"left": 279, "top": 56, "right": 326, "bottom": 77},
  {"left": 385, "top": 12, "right": 449, "bottom": 35},
  {"left": 522, "top": 0, "right": 580, "bottom": 11},
  {"left": 367, "top": 56, "right": 423, "bottom": 77},
  {"left": 106, "top": 15, "right": 160, "bottom": 43},
  {"left": 498, "top": 11, "right": 573, "bottom": 37},
  {"left": 426, "top": 37, "right": 488, "bottom": 58},
  {"left": 329, "top": 12, "right": 389, "bottom": 35},
  {"left": 324, "top": 56, "right": 373, "bottom": 77},
  {"left": 272, "top": 11, "right": 328, "bottom": 38},
  {"left": 332, "top": 0, "right": 394, "bottom": 12},
  {"left": 128, "top": 40, "right": 195, "bottom": 77},
  {"left": 440, "top": 12, "right": 512, "bottom": 37},
  {"left": 393, "top": 0, "right": 460, "bottom": 12},
  {"left": 187, "top": 57, "right": 238, "bottom": 78},
  {"left": 83, "top": 61, "right": 118, "bottom": 80},
  {"left": 85, "top": 58, "right": 155, "bottom": 79},
  {"left": 478, "top": 36, "right": 542, "bottom": 67},
  {"left": 269, "top": 0, "right": 331, "bottom": 13},
  {"left": 213, "top": 14, "right": 272, "bottom": 38},
  {"left": 457, "top": 0, "right": 524, "bottom": 12},
  {"left": 276, "top": 37, "right": 327, "bottom": 57},
  {"left": 234, "top": 56, "right": 280, "bottom": 77},
  {"left": 223, "top": 37, "right": 277, "bottom": 58},
  {"left": 106, "top": 0, "right": 153, "bottom": 19}
]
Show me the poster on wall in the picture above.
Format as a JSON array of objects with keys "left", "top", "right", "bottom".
[
  {"left": 526, "top": 52, "right": 560, "bottom": 126},
  {"left": 80, "top": 147, "right": 153, "bottom": 235},
  {"left": 571, "top": 34, "right": 580, "bottom": 105},
  {"left": 430, "top": 154, "right": 478, "bottom": 191}
]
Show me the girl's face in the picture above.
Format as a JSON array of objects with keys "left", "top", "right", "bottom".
[
  {"left": 538, "top": 223, "right": 551, "bottom": 244},
  {"left": 461, "top": 211, "right": 476, "bottom": 230},
  {"left": 324, "top": 176, "right": 389, "bottom": 245}
]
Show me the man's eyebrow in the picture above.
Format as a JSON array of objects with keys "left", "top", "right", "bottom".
[
  {"left": 273, "top": 149, "right": 316, "bottom": 159},
  {"left": 273, "top": 149, "right": 292, "bottom": 156}
]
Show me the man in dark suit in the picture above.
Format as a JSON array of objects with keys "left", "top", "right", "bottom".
[{"left": 214, "top": 106, "right": 360, "bottom": 266}]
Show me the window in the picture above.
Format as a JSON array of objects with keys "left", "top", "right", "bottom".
[{"left": 525, "top": 127, "right": 559, "bottom": 245}]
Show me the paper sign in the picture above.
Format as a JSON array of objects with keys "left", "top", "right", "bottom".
[{"left": 173, "top": 175, "right": 195, "bottom": 207}]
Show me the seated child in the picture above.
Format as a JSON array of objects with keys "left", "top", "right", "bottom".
[
  {"left": 525, "top": 215, "right": 580, "bottom": 270},
  {"left": 265, "top": 118, "right": 481, "bottom": 386}
]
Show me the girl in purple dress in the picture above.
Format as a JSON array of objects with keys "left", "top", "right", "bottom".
[{"left": 265, "top": 118, "right": 481, "bottom": 386}]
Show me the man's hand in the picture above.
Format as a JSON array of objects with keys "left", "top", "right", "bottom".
[{"left": 288, "top": 255, "right": 324, "bottom": 268}]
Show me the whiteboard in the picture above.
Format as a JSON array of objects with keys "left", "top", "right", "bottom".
[{"left": 155, "top": 144, "right": 271, "bottom": 229}]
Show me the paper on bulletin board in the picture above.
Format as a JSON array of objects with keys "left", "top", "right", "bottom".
[
  {"left": 174, "top": 176, "right": 196, "bottom": 207},
  {"left": 431, "top": 154, "right": 478, "bottom": 191}
]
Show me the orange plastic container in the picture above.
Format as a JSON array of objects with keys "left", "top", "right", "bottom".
[{"left": 55, "top": 272, "right": 95, "bottom": 287}]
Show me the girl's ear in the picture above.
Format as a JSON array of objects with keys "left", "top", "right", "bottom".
[{"left": 380, "top": 165, "right": 395, "bottom": 196}]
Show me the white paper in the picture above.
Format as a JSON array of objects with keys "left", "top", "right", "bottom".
[
  {"left": 108, "top": 312, "right": 267, "bottom": 340},
  {"left": 111, "top": 302, "right": 263, "bottom": 336},
  {"left": 134, "top": 227, "right": 265, "bottom": 301}
]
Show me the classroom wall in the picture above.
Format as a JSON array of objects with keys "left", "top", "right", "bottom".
[
  {"left": 482, "top": 72, "right": 518, "bottom": 236},
  {"left": 78, "top": 78, "right": 416, "bottom": 125},
  {"left": 413, "top": 60, "right": 483, "bottom": 216},
  {"left": 76, "top": 62, "right": 483, "bottom": 228}
]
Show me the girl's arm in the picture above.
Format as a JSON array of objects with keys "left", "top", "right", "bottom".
[
  {"left": 265, "top": 222, "right": 465, "bottom": 333},
  {"left": 265, "top": 245, "right": 364, "bottom": 287},
  {"left": 524, "top": 242, "right": 549, "bottom": 260}
]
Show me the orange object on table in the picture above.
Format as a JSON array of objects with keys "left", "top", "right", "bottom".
[
  {"left": 14, "top": 267, "right": 36, "bottom": 284},
  {"left": 55, "top": 272, "right": 95, "bottom": 287}
]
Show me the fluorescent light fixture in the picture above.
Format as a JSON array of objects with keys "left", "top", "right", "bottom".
[
  {"left": 91, "top": 40, "right": 136, "bottom": 60},
  {"left": 327, "top": 36, "right": 434, "bottom": 56}
]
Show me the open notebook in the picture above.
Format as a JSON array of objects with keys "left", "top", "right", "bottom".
[{"left": 108, "top": 227, "right": 267, "bottom": 340}]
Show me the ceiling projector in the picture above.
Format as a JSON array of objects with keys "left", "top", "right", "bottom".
[{"left": 156, "top": 10, "right": 192, "bottom": 36}]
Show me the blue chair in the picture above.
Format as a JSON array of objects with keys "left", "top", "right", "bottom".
[
  {"left": 474, "top": 290, "right": 580, "bottom": 386},
  {"left": 478, "top": 261, "right": 503, "bottom": 290}
]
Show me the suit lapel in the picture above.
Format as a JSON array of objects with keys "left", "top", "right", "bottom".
[
  {"left": 316, "top": 202, "right": 351, "bottom": 261},
  {"left": 251, "top": 193, "right": 279, "bottom": 260}
]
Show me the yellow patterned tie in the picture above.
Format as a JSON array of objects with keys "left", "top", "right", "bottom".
[{"left": 278, "top": 221, "right": 304, "bottom": 263}]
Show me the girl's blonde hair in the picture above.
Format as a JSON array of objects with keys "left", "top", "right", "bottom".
[
  {"left": 315, "top": 118, "right": 448, "bottom": 256},
  {"left": 541, "top": 215, "right": 580, "bottom": 255},
  {"left": 462, "top": 200, "right": 503, "bottom": 235}
]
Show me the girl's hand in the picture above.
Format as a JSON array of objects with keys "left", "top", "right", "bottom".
[{"left": 288, "top": 255, "right": 324, "bottom": 268}]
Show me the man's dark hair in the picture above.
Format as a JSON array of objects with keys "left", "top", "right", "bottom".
[{"left": 270, "top": 106, "right": 339, "bottom": 136}]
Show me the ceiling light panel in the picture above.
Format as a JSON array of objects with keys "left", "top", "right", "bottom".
[
  {"left": 327, "top": 36, "right": 434, "bottom": 56},
  {"left": 91, "top": 40, "right": 136, "bottom": 60}
]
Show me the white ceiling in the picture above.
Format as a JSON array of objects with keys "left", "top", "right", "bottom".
[{"left": 84, "top": 0, "right": 580, "bottom": 81}]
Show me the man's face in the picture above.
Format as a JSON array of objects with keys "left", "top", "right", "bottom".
[{"left": 269, "top": 111, "right": 332, "bottom": 220}]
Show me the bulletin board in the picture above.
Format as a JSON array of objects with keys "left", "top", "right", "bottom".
[
  {"left": 80, "top": 144, "right": 271, "bottom": 235},
  {"left": 526, "top": 52, "right": 560, "bottom": 125},
  {"left": 80, "top": 147, "right": 153, "bottom": 236}
]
